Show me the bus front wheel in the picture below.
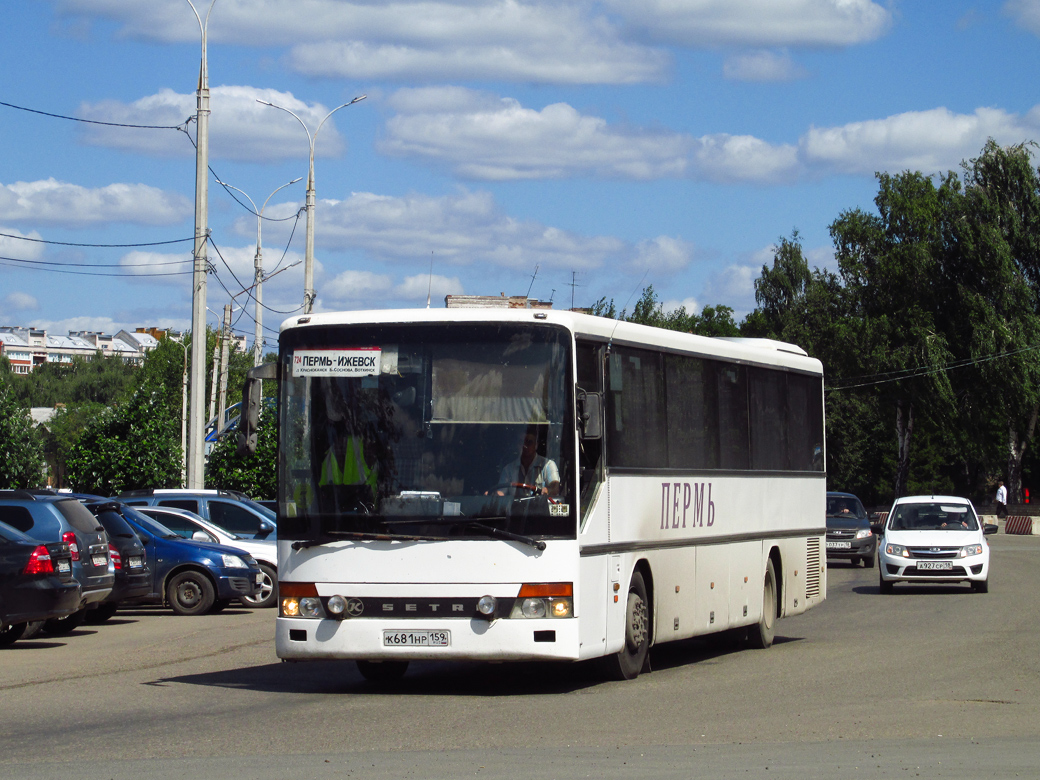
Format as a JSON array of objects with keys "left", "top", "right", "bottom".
[
  {"left": 747, "top": 559, "right": 777, "bottom": 649},
  {"left": 603, "top": 570, "right": 650, "bottom": 680}
]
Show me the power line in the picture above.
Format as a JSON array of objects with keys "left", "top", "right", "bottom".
[
  {"left": 0, "top": 230, "right": 194, "bottom": 249},
  {"left": 0, "top": 254, "right": 191, "bottom": 277},
  {"left": 0, "top": 99, "right": 189, "bottom": 131}
]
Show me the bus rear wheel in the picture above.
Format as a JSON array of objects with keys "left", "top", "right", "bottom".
[
  {"left": 603, "top": 570, "right": 649, "bottom": 680},
  {"left": 357, "top": 660, "right": 409, "bottom": 682},
  {"left": 747, "top": 559, "right": 777, "bottom": 649}
]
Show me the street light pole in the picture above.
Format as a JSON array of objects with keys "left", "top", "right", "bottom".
[
  {"left": 215, "top": 177, "right": 302, "bottom": 366},
  {"left": 257, "top": 95, "right": 366, "bottom": 314},
  {"left": 186, "top": 0, "right": 218, "bottom": 490}
]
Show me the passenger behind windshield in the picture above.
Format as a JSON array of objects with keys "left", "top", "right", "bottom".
[{"left": 491, "top": 425, "right": 560, "bottom": 498}]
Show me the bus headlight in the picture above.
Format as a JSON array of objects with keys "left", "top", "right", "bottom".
[
  {"left": 510, "top": 583, "right": 574, "bottom": 619},
  {"left": 280, "top": 582, "right": 322, "bottom": 618},
  {"left": 327, "top": 595, "right": 347, "bottom": 616},
  {"left": 299, "top": 597, "right": 324, "bottom": 618}
]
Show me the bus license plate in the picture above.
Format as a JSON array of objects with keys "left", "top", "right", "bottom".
[
  {"left": 918, "top": 561, "right": 952, "bottom": 570},
  {"left": 383, "top": 630, "right": 450, "bottom": 647},
  {"left": 826, "top": 541, "right": 852, "bottom": 550}
]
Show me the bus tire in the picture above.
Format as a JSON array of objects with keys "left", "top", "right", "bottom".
[
  {"left": 603, "top": 570, "right": 650, "bottom": 680},
  {"left": 748, "top": 559, "right": 777, "bottom": 649},
  {"left": 357, "top": 660, "right": 409, "bottom": 682}
]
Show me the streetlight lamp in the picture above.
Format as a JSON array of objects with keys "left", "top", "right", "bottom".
[
  {"left": 257, "top": 94, "right": 366, "bottom": 313},
  {"left": 215, "top": 176, "right": 302, "bottom": 366},
  {"left": 185, "top": 0, "right": 218, "bottom": 490}
]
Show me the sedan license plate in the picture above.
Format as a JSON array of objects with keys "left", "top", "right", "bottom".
[
  {"left": 57, "top": 560, "right": 71, "bottom": 573},
  {"left": 826, "top": 541, "right": 852, "bottom": 550},
  {"left": 91, "top": 554, "right": 107, "bottom": 567},
  {"left": 383, "top": 630, "right": 450, "bottom": 647},
  {"left": 917, "top": 560, "right": 953, "bottom": 570},
  {"left": 128, "top": 557, "right": 143, "bottom": 569}
]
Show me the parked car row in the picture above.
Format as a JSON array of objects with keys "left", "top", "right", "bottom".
[
  {"left": 826, "top": 490, "right": 997, "bottom": 593},
  {"left": 1, "top": 489, "right": 275, "bottom": 648}
]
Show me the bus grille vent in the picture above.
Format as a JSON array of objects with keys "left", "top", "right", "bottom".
[{"left": 805, "top": 538, "right": 821, "bottom": 599}]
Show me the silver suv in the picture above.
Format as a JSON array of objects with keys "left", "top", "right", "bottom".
[{"left": 118, "top": 489, "right": 276, "bottom": 539}]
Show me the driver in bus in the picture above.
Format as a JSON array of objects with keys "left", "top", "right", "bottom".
[{"left": 493, "top": 425, "right": 560, "bottom": 497}]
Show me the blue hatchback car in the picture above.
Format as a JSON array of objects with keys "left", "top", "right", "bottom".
[{"left": 114, "top": 504, "right": 263, "bottom": 615}]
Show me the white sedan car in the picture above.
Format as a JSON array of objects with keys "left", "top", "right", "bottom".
[
  {"left": 878, "top": 495, "right": 996, "bottom": 593},
  {"left": 133, "top": 505, "right": 278, "bottom": 609}
]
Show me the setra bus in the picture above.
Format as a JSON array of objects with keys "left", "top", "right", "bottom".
[{"left": 239, "top": 307, "right": 826, "bottom": 680}]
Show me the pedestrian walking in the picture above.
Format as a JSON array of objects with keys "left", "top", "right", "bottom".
[{"left": 995, "top": 480, "right": 1008, "bottom": 519}]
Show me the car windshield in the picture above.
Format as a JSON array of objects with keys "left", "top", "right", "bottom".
[
  {"left": 826, "top": 495, "right": 867, "bottom": 518},
  {"left": 889, "top": 503, "right": 979, "bottom": 531},
  {"left": 278, "top": 322, "right": 574, "bottom": 542},
  {"left": 122, "top": 506, "right": 180, "bottom": 538}
]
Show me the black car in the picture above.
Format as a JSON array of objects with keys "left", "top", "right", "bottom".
[
  {"left": 826, "top": 491, "right": 877, "bottom": 567},
  {"left": 0, "top": 521, "right": 82, "bottom": 647},
  {"left": 0, "top": 491, "right": 114, "bottom": 633},
  {"left": 81, "top": 501, "right": 152, "bottom": 623}
]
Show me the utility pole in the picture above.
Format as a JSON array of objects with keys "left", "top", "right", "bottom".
[
  {"left": 186, "top": 0, "right": 217, "bottom": 489},
  {"left": 257, "top": 95, "right": 366, "bottom": 313},
  {"left": 218, "top": 303, "right": 231, "bottom": 428}
]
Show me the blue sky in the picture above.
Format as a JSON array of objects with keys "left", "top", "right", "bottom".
[{"left": 3, "top": 1, "right": 1040, "bottom": 354}]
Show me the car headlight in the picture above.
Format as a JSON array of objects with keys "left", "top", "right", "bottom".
[
  {"left": 221, "top": 554, "right": 248, "bottom": 568},
  {"left": 855, "top": 528, "right": 873, "bottom": 539},
  {"left": 960, "top": 544, "right": 984, "bottom": 557},
  {"left": 885, "top": 542, "right": 909, "bottom": 558}
]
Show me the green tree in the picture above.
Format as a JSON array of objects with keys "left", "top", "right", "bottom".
[
  {"left": 205, "top": 409, "right": 277, "bottom": 499},
  {"left": 64, "top": 378, "right": 181, "bottom": 495},
  {"left": 0, "top": 379, "right": 46, "bottom": 488}
]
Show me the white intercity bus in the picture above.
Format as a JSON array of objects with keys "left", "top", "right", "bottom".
[{"left": 240, "top": 307, "right": 826, "bottom": 681}]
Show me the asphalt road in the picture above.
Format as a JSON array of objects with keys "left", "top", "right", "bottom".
[{"left": 2, "top": 533, "right": 1039, "bottom": 780}]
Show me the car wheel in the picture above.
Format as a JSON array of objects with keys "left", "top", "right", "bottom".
[
  {"left": 972, "top": 579, "right": 989, "bottom": 593},
  {"left": 209, "top": 599, "right": 232, "bottom": 613},
  {"left": 21, "top": 620, "right": 45, "bottom": 639},
  {"left": 241, "top": 563, "right": 278, "bottom": 609},
  {"left": 84, "top": 602, "right": 119, "bottom": 624},
  {"left": 602, "top": 569, "right": 650, "bottom": 679},
  {"left": 357, "top": 660, "right": 410, "bottom": 682},
  {"left": 879, "top": 570, "right": 894, "bottom": 594},
  {"left": 0, "top": 622, "right": 27, "bottom": 647},
  {"left": 166, "top": 571, "right": 216, "bottom": 616},
  {"left": 864, "top": 553, "right": 876, "bottom": 569},
  {"left": 42, "top": 608, "right": 87, "bottom": 635},
  {"left": 747, "top": 559, "right": 778, "bottom": 649}
]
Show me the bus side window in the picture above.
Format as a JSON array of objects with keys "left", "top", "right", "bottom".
[{"left": 576, "top": 340, "right": 604, "bottom": 523}]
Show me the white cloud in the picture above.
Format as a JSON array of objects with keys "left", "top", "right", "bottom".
[
  {"left": 604, "top": 0, "right": 892, "bottom": 47},
  {"left": 0, "top": 179, "right": 190, "bottom": 227},
  {"left": 118, "top": 250, "right": 194, "bottom": 286},
  {"left": 1005, "top": 0, "right": 1040, "bottom": 34},
  {"left": 723, "top": 50, "right": 809, "bottom": 82},
  {"left": 633, "top": 236, "right": 694, "bottom": 273},
  {"left": 383, "top": 90, "right": 1040, "bottom": 185},
  {"left": 320, "top": 269, "right": 394, "bottom": 310},
  {"left": 395, "top": 274, "right": 465, "bottom": 302},
  {"left": 57, "top": 0, "right": 668, "bottom": 84},
  {"left": 702, "top": 264, "right": 758, "bottom": 309},
  {"left": 78, "top": 86, "right": 348, "bottom": 162},
  {"left": 660, "top": 296, "right": 700, "bottom": 315},
  {"left": 315, "top": 189, "right": 624, "bottom": 271},
  {"left": 801, "top": 106, "right": 1040, "bottom": 175},
  {"left": 3, "top": 292, "right": 40, "bottom": 312},
  {"left": 0, "top": 227, "right": 45, "bottom": 260},
  {"left": 381, "top": 88, "right": 691, "bottom": 180}
]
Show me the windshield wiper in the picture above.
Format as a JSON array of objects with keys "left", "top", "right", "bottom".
[
  {"left": 380, "top": 516, "right": 546, "bottom": 550},
  {"left": 292, "top": 529, "right": 452, "bottom": 550}
]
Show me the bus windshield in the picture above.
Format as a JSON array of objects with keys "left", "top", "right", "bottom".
[{"left": 278, "top": 322, "right": 575, "bottom": 542}]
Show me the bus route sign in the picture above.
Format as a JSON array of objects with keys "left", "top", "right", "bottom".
[{"left": 292, "top": 348, "right": 382, "bottom": 377}]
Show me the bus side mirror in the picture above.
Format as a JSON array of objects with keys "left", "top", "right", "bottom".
[
  {"left": 578, "top": 391, "right": 602, "bottom": 441},
  {"left": 238, "top": 362, "right": 278, "bottom": 454}
]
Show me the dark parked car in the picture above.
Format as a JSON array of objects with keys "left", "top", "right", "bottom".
[
  {"left": 826, "top": 491, "right": 877, "bottom": 567},
  {"left": 0, "top": 521, "right": 81, "bottom": 647},
  {"left": 0, "top": 491, "right": 114, "bottom": 633},
  {"left": 116, "top": 505, "right": 264, "bottom": 615},
  {"left": 119, "top": 489, "right": 276, "bottom": 540},
  {"left": 80, "top": 501, "right": 152, "bottom": 623}
]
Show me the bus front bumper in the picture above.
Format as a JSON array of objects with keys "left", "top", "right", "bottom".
[{"left": 276, "top": 615, "right": 581, "bottom": 662}]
